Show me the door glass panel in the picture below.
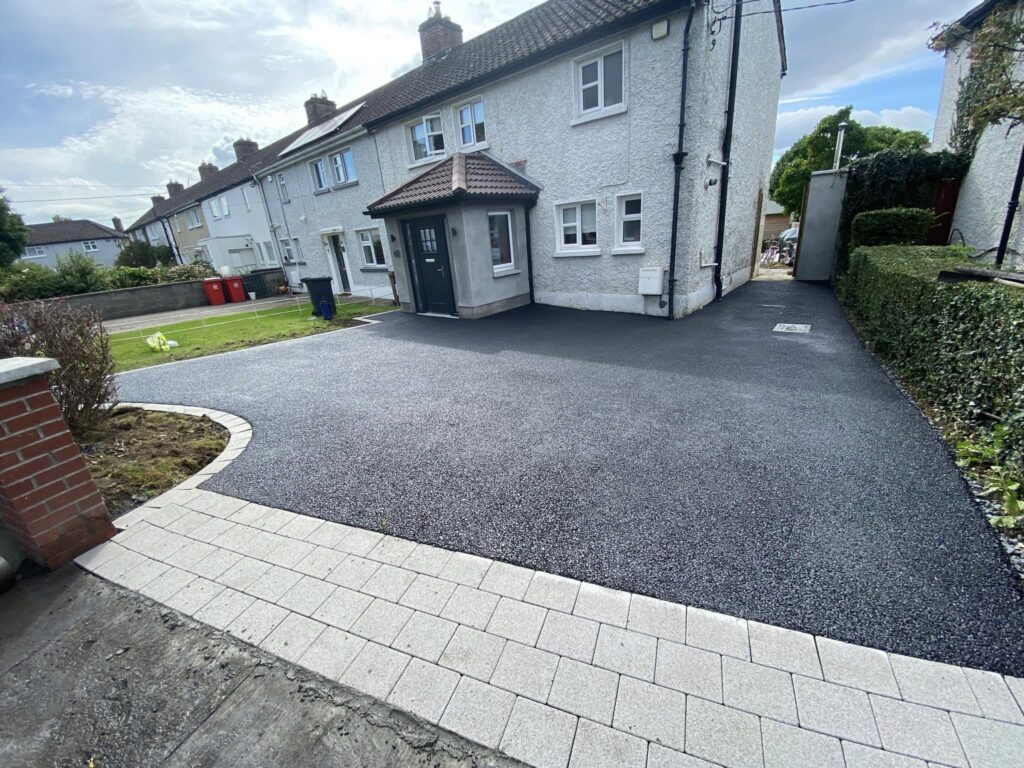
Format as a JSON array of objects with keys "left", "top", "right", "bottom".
[
  {"left": 419, "top": 228, "right": 438, "bottom": 253},
  {"left": 603, "top": 51, "right": 623, "bottom": 106}
]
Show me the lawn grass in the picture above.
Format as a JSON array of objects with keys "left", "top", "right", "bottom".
[{"left": 111, "top": 300, "right": 393, "bottom": 371}]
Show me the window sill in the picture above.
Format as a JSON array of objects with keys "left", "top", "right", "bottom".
[
  {"left": 493, "top": 268, "right": 521, "bottom": 278},
  {"left": 554, "top": 248, "right": 601, "bottom": 258},
  {"left": 407, "top": 154, "right": 446, "bottom": 170},
  {"left": 332, "top": 180, "right": 358, "bottom": 191},
  {"left": 612, "top": 246, "right": 645, "bottom": 256},
  {"left": 313, "top": 188, "right": 331, "bottom": 196},
  {"left": 360, "top": 265, "right": 389, "bottom": 272},
  {"left": 570, "top": 103, "right": 627, "bottom": 127},
  {"left": 459, "top": 141, "right": 490, "bottom": 152}
]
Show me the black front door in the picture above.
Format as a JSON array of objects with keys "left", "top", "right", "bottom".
[
  {"left": 407, "top": 216, "right": 456, "bottom": 315},
  {"left": 329, "top": 234, "right": 351, "bottom": 293}
]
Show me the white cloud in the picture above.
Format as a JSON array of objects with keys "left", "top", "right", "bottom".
[{"left": 774, "top": 105, "right": 936, "bottom": 157}]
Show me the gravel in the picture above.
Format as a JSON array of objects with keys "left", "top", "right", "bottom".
[{"left": 118, "top": 281, "right": 1024, "bottom": 675}]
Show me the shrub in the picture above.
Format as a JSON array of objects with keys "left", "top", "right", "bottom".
[
  {"left": 116, "top": 241, "right": 175, "bottom": 268},
  {"left": 55, "top": 251, "right": 108, "bottom": 295},
  {"left": 850, "top": 208, "right": 934, "bottom": 249},
  {"left": 0, "top": 260, "right": 62, "bottom": 300},
  {"left": 166, "top": 260, "right": 216, "bottom": 281},
  {"left": 108, "top": 266, "right": 162, "bottom": 289},
  {"left": 0, "top": 300, "right": 117, "bottom": 437},
  {"left": 841, "top": 245, "right": 1024, "bottom": 516}
]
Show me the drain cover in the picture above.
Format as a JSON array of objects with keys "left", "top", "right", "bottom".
[{"left": 773, "top": 323, "right": 811, "bottom": 334}]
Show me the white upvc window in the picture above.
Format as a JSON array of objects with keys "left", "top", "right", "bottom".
[
  {"left": 280, "top": 238, "right": 297, "bottom": 262},
  {"left": 28, "top": 246, "right": 46, "bottom": 258},
  {"left": 210, "top": 198, "right": 221, "bottom": 219},
  {"left": 488, "top": 211, "right": 514, "bottom": 272},
  {"left": 175, "top": 216, "right": 181, "bottom": 233},
  {"left": 310, "top": 158, "right": 329, "bottom": 191},
  {"left": 186, "top": 208, "right": 201, "bottom": 228},
  {"left": 556, "top": 200, "right": 598, "bottom": 252},
  {"left": 409, "top": 114, "right": 445, "bottom": 161},
  {"left": 263, "top": 240, "right": 278, "bottom": 264},
  {"left": 242, "top": 186, "right": 252, "bottom": 211},
  {"left": 357, "top": 228, "right": 386, "bottom": 266},
  {"left": 574, "top": 42, "right": 626, "bottom": 122},
  {"left": 457, "top": 98, "right": 486, "bottom": 147},
  {"left": 219, "top": 195, "right": 229, "bottom": 217},
  {"left": 277, "top": 172, "right": 290, "bottom": 202},
  {"left": 330, "top": 149, "right": 357, "bottom": 185},
  {"left": 82, "top": 240, "right": 98, "bottom": 252},
  {"left": 615, "top": 193, "right": 643, "bottom": 249}
]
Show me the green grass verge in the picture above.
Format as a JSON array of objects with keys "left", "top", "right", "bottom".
[{"left": 111, "top": 301, "right": 393, "bottom": 371}]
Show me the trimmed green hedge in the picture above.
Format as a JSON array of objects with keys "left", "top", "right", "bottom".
[
  {"left": 850, "top": 208, "right": 933, "bottom": 249},
  {"left": 841, "top": 245, "right": 1024, "bottom": 478}
]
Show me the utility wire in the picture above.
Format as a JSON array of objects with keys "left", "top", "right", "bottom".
[
  {"left": 1, "top": 182, "right": 163, "bottom": 189},
  {"left": 718, "top": 0, "right": 859, "bottom": 18},
  {"left": 11, "top": 192, "right": 158, "bottom": 203}
]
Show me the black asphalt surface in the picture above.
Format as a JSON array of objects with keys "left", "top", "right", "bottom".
[{"left": 119, "top": 280, "right": 1024, "bottom": 675}]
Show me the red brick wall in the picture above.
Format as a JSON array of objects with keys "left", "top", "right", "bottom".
[{"left": 0, "top": 374, "right": 114, "bottom": 569}]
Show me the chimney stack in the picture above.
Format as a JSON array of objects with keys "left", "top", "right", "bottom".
[
  {"left": 304, "top": 92, "right": 337, "bottom": 126},
  {"left": 419, "top": 1, "right": 462, "bottom": 62},
  {"left": 112, "top": 216, "right": 124, "bottom": 233},
  {"left": 198, "top": 162, "right": 219, "bottom": 181},
  {"left": 150, "top": 194, "right": 166, "bottom": 207},
  {"left": 166, "top": 180, "right": 184, "bottom": 197},
  {"left": 233, "top": 138, "right": 259, "bottom": 162}
]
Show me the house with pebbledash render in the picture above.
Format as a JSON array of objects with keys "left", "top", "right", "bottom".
[{"left": 257, "top": 0, "right": 787, "bottom": 319}]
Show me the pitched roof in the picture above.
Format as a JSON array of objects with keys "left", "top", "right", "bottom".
[
  {"left": 27, "top": 219, "right": 123, "bottom": 246},
  {"left": 366, "top": 152, "right": 539, "bottom": 216}
]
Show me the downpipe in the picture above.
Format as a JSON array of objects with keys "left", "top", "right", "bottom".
[{"left": 712, "top": 0, "right": 744, "bottom": 301}]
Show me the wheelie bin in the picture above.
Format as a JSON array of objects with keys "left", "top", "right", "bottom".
[
  {"left": 300, "top": 276, "right": 336, "bottom": 317},
  {"left": 203, "top": 277, "right": 226, "bottom": 305}
]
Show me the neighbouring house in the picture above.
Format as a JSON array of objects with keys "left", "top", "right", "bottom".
[
  {"left": 21, "top": 219, "right": 127, "bottom": 268},
  {"left": 762, "top": 199, "right": 792, "bottom": 242},
  {"left": 932, "top": 0, "right": 1024, "bottom": 267},
  {"left": 256, "top": 0, "right": 786, "bottom": 317},
  {"left": 127, "top": 194, "right": 179, "bottom": 259}
]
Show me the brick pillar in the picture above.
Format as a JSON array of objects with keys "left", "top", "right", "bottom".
[{"left": 0, "top": 357, "right": 114, "bottom": 569}]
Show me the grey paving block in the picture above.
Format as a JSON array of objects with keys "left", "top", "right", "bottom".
[
  {"left": 889, "top": 654, "right": 982, "bottom": 715},
  {"left": 547, "top": 656, "right": 619, "bottom": 725},
  {"left": 276, "top": 575, "right": 337, "bottom": 617},
  {"left": 951, "top": 711, "right": 1024, "bottom": 768},
  {"left": 118, "top": 557, "right": 170, "bottom": 591},
  {"left": 573, "top": 582, "right": 630, "bottom": 627},
  {"left": 227, "top": 598, "right": 289, "bottom": 645},
  {"left": 293, "top": 545, "right": 347, "bottom": 580},
  {"left": 189, "top": 547, "right": 242, "bottom": 581},
  {"left": 439, "top": 625, "right": 506, "bottom": 680},
  {"left": 193, "top": 587, "right": 255, "bottom": 630},
  {"left": 685, "top": 696, "right": 763, "bottom": 768},
  {"left": 310, "top": 585, "right": 372, "bottom": 630},
  {"left": 366, "top": 535, "right": 417, "bottom": 566},
  {"left": 486, "top": 596, "right": 547, "bottom": 646},
  {"left": 646, "top": 744, "right": 721, "bottom": 768},
  {"left": 392, "top": 611, "right": 458, "bottom": 662},
  {"left": 164, "top": 575, "right": 225, "bottom": 615},
  {"left": 480, "top": 561, "right": 535, "bottom": 600},
  {"left": 537, "top": 610, "right": 601, "bottom": 663},
  {"left": 500, "top": 697, "right": 578, "bottom": 768},
  {"left": 748, "top": 621, "right": 822, "bottom": 679},
  {"left": 761, "top": 717, "right": 843, "bottom": 768},
  {"left": 325, "top": 554, "right": 380, "bottom": 590},
  {"left": 963, "top": 668, "right": 1024, "bottom": 724},
  {"left": 276, "top": 513, "right": 323, "bottom": 541},
  {"left": 259, "top": 612, "right": 326, "bottom": 663},
  {"left": 298, "top": 626, "right": 366, "bottom": 682},
  {"left": 334, "top": 526, "right": 386, "bottom": 558},
  {"left": 261, "top": 536, "right": 315, "bottom": 568},
  {"left": 816, "top": 637, "right": 900, "bottom": 697},
  {"left": 387, "top": 658, "right": 460, "bottom": 723},
  {"left": 593, "top": 624, "right": 657, "bottom": 681},
  {"left": 361, "top": 563, "right": 417, "bottom": 602},
  {"left": 870, "top": 695, "right": 967, "bottom": 767},
  {"left": 341, "top": 641, "right": 411, "bottom": 699},
  {"left": 245, "top": 563, "right": 303, "bottom": 602},
  {"left": 440, "top": 676, "right": 516, "bottom": 748},
  {"left": 656, "top": 639, "right": 723, "bottom": 702},
  {"left": 612, "top": 675, "right": 686, "bottom": 751},
  {"left": 402, "top": 543, "right": 453, "bottom": 576},
  {"left": 1005, "top": 676, "right": 1024, "bottom": 713},
  {"left": 440, "top": 584, "right": 501, "bottom": 630},
  {"left": 687, "top": 607, "right": 750, "bottom": 660},
  {"left": 303, "top": 519, "right": 355, "bottom": 549},
  {"left": 164, "top": 539, "right": 218, "bottom": 571},
  {"left": 525, "top": 571, "right": 581, "bottom": 613},
  {"left": 349, "top": 598, "right": 414, "bottom": 645},
  {"left": 216, "top": 556, "right": 271, "bottom": 591},
  {"left": 438, "top": 551, "right": 492, "bottom": 587},
  {"left": 139, "top": 566, "right": 196, "bottom": 603},
  {"left": 843, "top": 742, "right": 928, "bottom": 768},
  {"left": 723, "top": 657, "right": 798, "bottom": 724},
  {"left": 627, "top": 594, "right": 687, "bottom": 645},
  {"left": 794, "top": 675, "right": 880, "bottom": 746},
  {"left": 399, "top": 573, "right": 457, "bottom": 615},
  {"left": 490, "top": 641, "right": 559, "bottom": 702},
  {"left": 568, "top": 718, "right": 646, "bottom": 768}
]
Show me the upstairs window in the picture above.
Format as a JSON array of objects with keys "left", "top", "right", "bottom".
[
  {"left": 29, "top": 246, "right": 45, "bottom": 257},
  {"left": 277, "top": 173, "right": 290, "bottom": 203},
  {"left": 310, "top": 158, "right": 329, "bottom": 191},
  {"left": 458, "top": 99, "right": 486, "bottom": 146},
  {"left": 575, "top": 43, "right": 625, "bottom": 119},
  {"left": 358, "top": 228, "right": 386, "bottom": 266},
  {"left": 557, "top": 201, "right": 598, "bottom": 251},
  {"left": 242, "top": 186, "right": 252, "bottom": 211},
  {"left": 186, "top": 208, "right": 201, "bottom": 228},
  {"left": 616, "top": 194, "right": 642, "bottom": 247},
  {"left": 82, "top": 240, "right": 98, "bottom": 252},
  {"left": 210, "top": 198, "right": 221, "bottom": 219},
  {"left": 410, "top": 114, "right": 445, "bottom": 161},
  {"left": 219, "top": 194, "right": 229, "bottom": 217},
  {"left": 331, "top": 149, "right": 357, "bottom": 185}
]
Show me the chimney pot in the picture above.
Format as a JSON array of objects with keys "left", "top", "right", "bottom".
[
  {"left": 304, "top": 92, "right": 337, "bottom": 126},
  {"left": 150, "top": 194, "right": 166, "bottom": 207},
  {"left": 198, "top": 162, "right": 219, "bottom": 181},
  {"left": 166, "top": 180, "right": 185, "bottom": 197},
  {"left": 233, "top": 138, "right": 260, "bottom": 161},
  {"left": 112, "top": 216, "right": 124, "bottom": 233},
  {"left": 419, "top": 2, "right": 463, "bottom": 62}
]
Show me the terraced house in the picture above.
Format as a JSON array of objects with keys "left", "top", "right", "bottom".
[{"left": 258, "top": 0, "right": 786, "bottom": 318}]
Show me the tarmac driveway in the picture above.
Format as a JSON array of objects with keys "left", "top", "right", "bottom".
[{"left": 118, "top": 280, "right": 1024, "bottom": 675}]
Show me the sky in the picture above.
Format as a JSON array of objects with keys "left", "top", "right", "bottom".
[{"left": 0, "top": 0, "right": 980, "bottom": 226}]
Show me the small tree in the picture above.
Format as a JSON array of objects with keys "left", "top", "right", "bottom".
[
  {"left": 51, "top": 214, "right": 73, "bottom": 223},
  {"left": 116, "top": 240, "right": 175, "bottom": 267},
  {"left": 55, "top": 251, "right": 108, "bottom": 295},
  {"left": 0, "top": 190, "right": 28, "bottom": 269}
]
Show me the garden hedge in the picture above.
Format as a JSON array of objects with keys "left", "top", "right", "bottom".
[
  {"left": 841, "top": 245, "right": 1024, "bottom": 475},
  {"left": 850, "top": 208, "right": 933, "bottom": 249}
]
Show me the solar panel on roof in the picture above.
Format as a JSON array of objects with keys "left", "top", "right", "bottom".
[{"left": 280, "top": 102, "right": 365, "bottom": 156}]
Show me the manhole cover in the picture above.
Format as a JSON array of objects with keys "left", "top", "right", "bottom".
[{"left": 773, "top": 323, "right": 811, "bottom": 334}]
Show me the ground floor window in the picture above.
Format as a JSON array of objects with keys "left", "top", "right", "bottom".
[
  {"left": 557, "top": 200, "right": 597, "bottom": 251},
  {"left": 488, "top": 211, "right": 514, "bottom": 271},
  {"left": 262, "top": 240, "right": 278, "bottom": 264},
  {"left": 357, "top": 228, "right": 386, "bottom": 266},
  {"left": 616, "top": 193, "right": 642, "bottom": 246},
  {"left": 280, "top": 238, "right": 302, "bottom": 262}
]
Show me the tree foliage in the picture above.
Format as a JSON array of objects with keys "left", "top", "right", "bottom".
[
  {"left": 0, "top": 190, "right": 28, "bottom": 269},
  {"left": 115, "top": 240, "right": 176, "bottom": 267},
  {"left": 769, "top": 107, "right": 930, "bottom": 216}
]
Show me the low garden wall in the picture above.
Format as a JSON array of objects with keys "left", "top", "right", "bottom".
[{"left": 52, "top": 280, "right": 208, "bottom": 320}]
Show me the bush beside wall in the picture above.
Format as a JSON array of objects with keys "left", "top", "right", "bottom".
[{"left": 850, "top": 208, "right": 934, "bottom": 249}]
